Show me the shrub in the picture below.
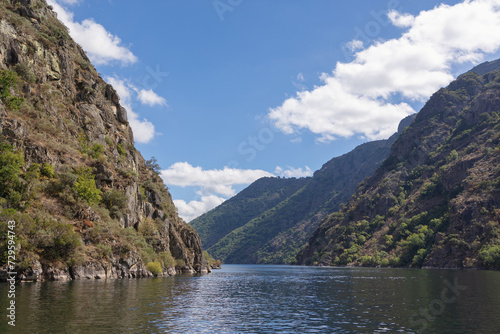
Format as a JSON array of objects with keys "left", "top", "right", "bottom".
[
  {"left": 479, "top": 244, "right": 500, "bottom": 269},
  {"left": 159, "top": 251, "right": 175, "bottom": 269},
  {"left": 13, "top": 63, "right": 36, "bottom": 83},
  {"left": 0, "top": 70, "right": 23, "bottom": 110},
  {"left": 146, "top": 261, "right": 163, "bottom": 276},
  {"left": 102, "top": 189, "right": 127, "bottom": 219},
  {"left": 0, "top": 140, "right": 28, "bottom": 209},
  {"left": 72, "top": 167, "right": 101, "bottom": 205},
  {"left": 175, "top": 259, "right": 186, "bottom": 268},
  {"left": 34, "top": 218, "right": 82, "bottom": 262},
  {"left": 117, "top": 144, "right": 126, "bottom": 156},
  {"left": 105, "top": 136, "right": 113, "bottom": 147},
  {"left": 89, "top": 144, "right": 104, "bottom": 159},
  {"left": 40, "top": 163, "right": 56, "bottom": 178},
  {"left": 96, "top": 244, "right": 112, "bottom": 259}
]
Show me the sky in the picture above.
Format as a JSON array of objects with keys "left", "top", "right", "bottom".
[{"left": 47, "top": 0, "right": 500, "bottom": 222}]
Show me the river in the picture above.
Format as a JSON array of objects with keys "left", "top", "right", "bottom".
[{"left": 1, "top": 265, "right": 500, "bottom": 333}]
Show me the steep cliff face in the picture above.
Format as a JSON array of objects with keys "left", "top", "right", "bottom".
[
  {"left": 0, "top": 0, "right": 210, "bottom": 281},
  {"left": 192, "top": 115, "right": 414, "bottom": 264},
  {"left": 298, "top": 64, "right": 500, "bottom": 269}
]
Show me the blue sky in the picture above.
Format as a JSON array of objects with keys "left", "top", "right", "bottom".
[{"left": 48, "top": 0, "right": 500, "bottom": 221}]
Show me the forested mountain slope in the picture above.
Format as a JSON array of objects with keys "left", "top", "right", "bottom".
[
  {"left": 298, "top": 63, "right": 500, "bottom": 270},
  {"left": 193, "top": 115, "right": 414, "bottom": 264}
]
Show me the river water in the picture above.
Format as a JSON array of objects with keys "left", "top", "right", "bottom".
[{"left": 1, "top": 265, "right": 499, "bottom": 333}]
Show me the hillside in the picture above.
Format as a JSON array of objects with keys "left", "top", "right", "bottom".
[
  {"left": 0, "top": 0, "right": 211, "bottom": 281},
  {"left": 191, "top": 176, "right": 310, "bottom": 249},
  {"left": 297, "top": 63, "right": 500, "bottom": 269},
  {"left": 194, "top": 114, "right": 415, "bottom": 264}
]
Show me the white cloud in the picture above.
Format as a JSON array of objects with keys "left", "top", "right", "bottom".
[
  {"left": 274, "top": 166, "right": 313, "bottom": 178},
  {"left": 162, "top": 162, "right": 274, "bottom": 221},
  {"left": 346, "top": 39, "right": 364, "bottom": 51},
  {"left": 105, "top": 76, "right": 156, "bottom": 143},
  {"left": 174, "top": 195, "right": 226, "bottom": 223},
  {"left": 269, "top": 0, "right": 500, "bottom": 142},
  {"left": 136, "top": 89, "right": 167, "bottom": 107},
  {"left": 161, "top": 162, "right": 273, "bottom": 197},
  {"left": 48, "top": 0, "right": 137, "bottom": 66},
  {"left": 388, "top": 11, "right": 415, "bottom": 28}
]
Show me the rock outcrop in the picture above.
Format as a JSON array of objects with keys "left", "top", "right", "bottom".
[{"left": 0, "top": 0, "right": 210, "bottom": 281}]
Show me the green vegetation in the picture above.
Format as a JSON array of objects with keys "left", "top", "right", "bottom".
[
  {"left": 298, "top": 67, "right": 500, "bottom": 270},
  {"left": 0, "top": 0, "right": 208, "bottom": 280},
  {"left": 479, "top": 244, "right": 500, "bottom": 269},
  {"left": 72, "top": 167, "right": 102, "bottom": 205},
  {"left": 146, "top": 261, "right": 163, "bottom": 276},
  {"left": 117, "top": 143, "right": 126, "bottom": 156},
  {"left": 0, "top": 70, "right": 23, "bottom": 110},
  {"left": 102, "top": 189, "right": 127, "bottom": 219}
]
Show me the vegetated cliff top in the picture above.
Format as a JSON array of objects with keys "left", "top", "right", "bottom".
[
  {"left": 0, "top": 0, "right": 211, "bottom": 281},
  {"left": 192, "top": 115, "right": 415, "bottom": 265},
  {"left": 297, "top": 63, "right": 500, "bottom": 270}
]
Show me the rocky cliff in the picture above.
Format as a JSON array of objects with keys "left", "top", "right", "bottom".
[
  {"left": 192, "top": 115, "right": 414, "bottom": 264},
  {"left": 0, "top": 0, "right": 210, "bottom": 281},
  {"left": 297, "top": 63, "right": 500, "bottom": 269}
]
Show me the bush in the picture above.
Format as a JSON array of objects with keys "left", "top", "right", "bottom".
[
  {"left": 40, "top": 163, "right": 56, "bottom": 178},
  {"left": 117, "top": 144, "right": 126, "bottom": 156},
  {"left": 13, "top": 63, "right": 36, "bottom": 83},
  {"left": 72, "top": 167, "right": 101, "bottom": 205},
  {"left": 89, "top": 144, "right": 104, "bottom": 159},
  {"left": 0, "top": 70, "right": 23, "bottom": 110},
  {"left": 0, "top": 140, "right": 31, "bottom": 209},
  {"left": 102, "top": 189, "right": 127, "bottom": 219},
  {"left": 34, "top": 217, "right": 82, "bottom": 262},
  {"left": 479, "top": 244, "right": 500, "bottom": 269},
  {"left": 159, "top": 251, "right": 175, "bottom": 269},
  {"left": 175, "top": 259, "right": 186, "bottom": 268},
  {"left": 146, "top": 261, "right": 163, "bottom": 276}
]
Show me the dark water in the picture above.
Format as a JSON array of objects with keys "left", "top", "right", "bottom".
[{"left": 1, "top": 265, "right": 500, "bottom": 333}]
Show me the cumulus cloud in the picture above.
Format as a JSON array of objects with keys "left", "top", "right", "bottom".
[
  {"left": 105, "top": 76, "right": 157, "bottom": 143},
  {"left": 136, "top": 89, "right": 167, "bottom": 107},
  {"left": 274, "top": 166, "right": 313, "bottom": 178},
  {"left": 161, "top": 162, "right": 274, "bottom": 221},
  {"left": 269, "top": 0, "right": 500, "bottom": 142},
  {"left": 174, "top": 195, "right": 226, "bottom": 223},
  {"left": 388, "top": 11, "right": 415, "bottom": 28},
  {"left": 48, "top": 0, "right": 137, "bottom": 66},
  {"left": 161, "top": 162, "right": 274, "bottom": 198}
]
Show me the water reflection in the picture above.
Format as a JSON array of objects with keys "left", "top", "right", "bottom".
[{"left": 1, "top": 266, "right": 499, "bottom": 333}]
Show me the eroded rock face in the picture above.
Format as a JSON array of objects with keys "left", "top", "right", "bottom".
[{"left": 0, "top": 1, "right": 211, "bottom": 281}]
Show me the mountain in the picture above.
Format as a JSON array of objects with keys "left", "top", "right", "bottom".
[
  {"left": 192, "top": 115, "right": 415, "bottom": 264},
  {"left": 0, "top": 0, "right": 211, "bottom": 281},
  {"left": 297, "top": 63, "right": 500, "bottom": 269},
  {"left": 191, "top": 176, "right": 310, "bottom": 250}
]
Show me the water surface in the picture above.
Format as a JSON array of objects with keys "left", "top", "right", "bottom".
[{"left": 1, "top": 265, "right": 499, "bottom": 333}]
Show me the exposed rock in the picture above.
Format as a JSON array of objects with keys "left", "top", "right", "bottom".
[
  {"left": 0, "top": 0, "right": 211, "bottom": 282},
  {"left": 117, "top": 106, "right": 128, "bottom": 124}
]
